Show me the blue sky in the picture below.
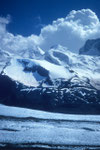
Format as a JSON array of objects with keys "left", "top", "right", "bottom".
[{"left": 0, "top": 0, "right": 100, "bottom": 36}]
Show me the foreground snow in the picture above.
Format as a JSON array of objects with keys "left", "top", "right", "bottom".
[
  {"left": 0, "top": 105, "right": 100, "bottom": 149},
  {"left": 1, "top": 104, "right": 100, "bottom": 121}
]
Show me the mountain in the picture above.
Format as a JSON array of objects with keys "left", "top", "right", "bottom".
[
  {"left": 0, "top": 43, "right": 100, "bottom": 114},
  {"left": 79, "top": 38, "right": 100, "bottom": 56}
]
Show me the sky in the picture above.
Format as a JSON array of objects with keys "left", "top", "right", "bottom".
[
  {"left": 0, "top": 0, "right": 100, "bottom": 55},
  {"left": 0, "top": 0, "right": 100, "bottom": 36}
]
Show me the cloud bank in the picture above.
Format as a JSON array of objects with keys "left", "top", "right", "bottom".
[
  {"left": 0, "top": 9, "right": 100, "bottom": 56},
  {"left": 0, "top": 16, "right": 40, "bottom": 56},
  {"left": 39, "top": 9, "right": 100, "bottom": 53}
]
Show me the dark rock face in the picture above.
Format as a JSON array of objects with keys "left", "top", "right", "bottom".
[
  {"left": 0, "top": 75, "right": 16, "bottom": 98},
  {"left": 79, "top": 38, "right": 100, "bottom": 56},
  {"left": 0, "top": 74, "right": 100, "bottom": 114}
]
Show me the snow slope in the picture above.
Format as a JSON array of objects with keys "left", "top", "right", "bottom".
[
  {"left": 3, "top": 57, "right": 73, "bottom": 87},
  {"left": 0, "top": 105, "right": 100, "bottom": 149},
  {"left": 1, "top": 104, "right": 100, "bottom": 121}
]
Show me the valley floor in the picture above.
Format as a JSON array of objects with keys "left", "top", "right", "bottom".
[{"left": 0, "top": 105, "right": 100, "bottom": 150}]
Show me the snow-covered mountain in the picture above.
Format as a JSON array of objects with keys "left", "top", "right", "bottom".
[{"left": 0, "top": 41, "right": 100, "bottom": 114}]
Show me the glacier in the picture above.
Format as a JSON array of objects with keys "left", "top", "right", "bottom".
[{"left": 0, "top": 104, "right": 100, "bottom": 150}]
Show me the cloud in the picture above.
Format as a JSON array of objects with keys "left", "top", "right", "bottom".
[
  {"left": 0, "top": 16, "right": 42, "bottom": 58},
  {"left": 0, "top": 15, "right": 10, "bottom": 34},
  {"left": 34, "top": 16, "right": 45, "bottom": 29},
  {"left": 0, "top": 9, "right": 100, "bottom": 56},
  {"left": 39, "top": 9, "right": 100, "bottom": 53}
]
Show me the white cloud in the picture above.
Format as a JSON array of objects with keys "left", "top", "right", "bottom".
[
  {"left": 0, "top": 15, "right": 10, "bottom": 35},
  {"left": 39, "top": 9, "right": 100, "bottom": 53},
  {"left": 0, "top": 9, "right": 100, "bottom": 56},
  {"left": 0, "top": 16, "right": 42, "bottom": 58}
]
